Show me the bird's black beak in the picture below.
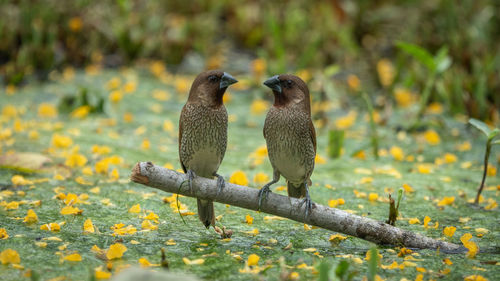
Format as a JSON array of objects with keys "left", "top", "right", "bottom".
[
  {"left": 263, "top": 75, "right": 281, "bottom": 93},
  {"left": 220, "top": 72, "right": 238, "bottom": 89}
]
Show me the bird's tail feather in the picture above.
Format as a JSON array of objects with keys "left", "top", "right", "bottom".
[
  {"left": 287, "top": 181, "right": 306, "bottom": 198},
  {"left": 197, "top": 199, "right": 215, "bottom": 228}
]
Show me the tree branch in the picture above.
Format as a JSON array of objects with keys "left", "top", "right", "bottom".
[{"left": 130, "top": 162, "right": 462, "bottom": 252}]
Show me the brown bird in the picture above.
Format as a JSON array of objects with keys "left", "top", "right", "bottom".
[
  {"left": 179, "top": 70, "right": 238, "bottom": 228},
  {"left": 259, "top": 74, "right": 316, "bottom": 216}
]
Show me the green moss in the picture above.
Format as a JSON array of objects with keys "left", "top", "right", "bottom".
[{"left": 0, "top": 70, "right": 498, "bottom": 281}]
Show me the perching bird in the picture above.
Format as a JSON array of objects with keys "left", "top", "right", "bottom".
[
  {"left": 179, "top": 70, "right": 238, "bottom": 228},
  {"left": 259, "top": 74, "right": 316, "bottom": 217}
]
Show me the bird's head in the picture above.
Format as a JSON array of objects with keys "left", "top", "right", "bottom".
[
  {"left": 188, "top": 70, "right": 238, "bottom": 107},
  {"left": 263, "top": 74, "right": 311, "bottom": 113}
]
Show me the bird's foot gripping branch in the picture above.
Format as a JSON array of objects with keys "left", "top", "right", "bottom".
[{"left": 130, "top": 162, "right": 463, "bottom": 252}]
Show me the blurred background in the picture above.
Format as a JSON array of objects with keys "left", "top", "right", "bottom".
[{"left": 1, "top": 0, "right": 499, "bottom": 122}]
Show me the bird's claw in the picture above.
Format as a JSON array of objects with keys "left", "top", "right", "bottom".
[
  {"left": 257, "top": 185, "right": 272, "bottom": 211},
  {"left": 299, "top": 195, "right": 313, "bottom": 218},
  {"left": 299, "top": 183, "right": 313, "bottom": 218},
  {"left": 214, "top": 173, "right": 225, "bottom": 198},
  {"left": 187, "top": 170, "right": 196, "bottom": 194}
]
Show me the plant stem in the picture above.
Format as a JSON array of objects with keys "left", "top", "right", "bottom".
[
  {"left": 475, "top": 142, "right": 491, "bottom": 204},
  {"left": 415, "top": 75, "right": 436, "bottom": 122}
]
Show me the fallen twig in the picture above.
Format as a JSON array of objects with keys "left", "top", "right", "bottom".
[{"left": 130, "top": 162, "right": 462, "bottom": 252}]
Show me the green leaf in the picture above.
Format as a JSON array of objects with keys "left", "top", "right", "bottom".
[
  {"left": 396, "top": 41, "right": 436, "bottom": 72},
  {"left": 469, "top": 118, "right": 492, "bottom": 136},
  {"left": 492, "top": 139, "right": 500, "bottom": 146},
  {"left": 488, "top": 128, "right": 500, "bottom": 140},
  {"left": 436, "top": 57, "right": 452, "bottom": 74},
  {"left": 434, "top": 46, "right": 452, "bottom": 74},
  {"left": 324, "top": 64, "right": 340, "bottom": 77}
]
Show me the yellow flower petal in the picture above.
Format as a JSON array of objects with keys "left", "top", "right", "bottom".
[
  {"left": 23, "top": 209, "right": 38, "bottom": 224},
  {"left": 0, "top": 228, "right": 8, "bottom": 239},
  {"left": 394, "top": 88, "right": 415, "bottom": 107},
  {"left": 335, "top": 111, "right": 357, "bottom": 129},
  {"left": 38, "top": 103, "right": 58, "bottom": 118},
  {"left": 141, "top": 220, "right": 158, "bottom": 231},
  {"left": 71, "top": 105, "right": 91, "bottom": 119},
  {"left": 5, "top": 201, "right": 19, "bottom": 210},
  {"left": 368, "top": 193, "right": 379, "bottom": 202},
  {"left": 61, "top": 205, "right": 82, "bottom": 215},
  {"left": 408, "top": 218, "right": 421, "bottom": 225},
  {"left": 106, "top": 243, "right": 127, "bottom": 260},
  {"left": 253, "top": 173, "right": 269, "bottom": 186},
  {"left": 390, "top": 146, "right": 404, "bottom": 161},
  {"left": 51, "top": 134, "right": 73, "bottom": 148},
  {"left": 128, "top": 204, "right": 141, "bottom": 213},
  {"left": 377, "top": 59, "right": 395, "bottom": 87},
  {"left": 183, "top": 257, "right": 205, "bottom": 265},
  {"left": 83, "top": 218, "right": 95, "bottom": 233},
  {"left": 245, "top": 214, "right": 253, "bottom": 225},
  {"left": 12, "top": 175, "right": 33, "bottom": 186},
  {"left": 247, "top": 254, "right": 260, "bottom": 266},
  {"left": 464, "top": 275, "right": 488, "bottom": 281},
  {"left": 65, "top": 153, "right": 88, "bottom": 167},
  {"left": 423, "top": 130, "right": 441, "bottom": 145},
  {"left": 460, "top": 233, "right": 479, "bottom": 258},
  {"left": 40, "top": 222, "right": 61, "bottom": 232},
  {"left": 229, "top": 170, "right": 249, "bottom": 186},
  {"left": 423, "top": 216, "right": 431, "bottom": 228},
  {"left": 64, "top": 253, "right": 82, "bottom": 262},
  {"left": 0, "top": 249, "right": 20, "bottom": 265},
  {"left": 139, "top": 257, "right": 152, "bottom": 267},
  {"left": 437, "top": 197, "right": 455, "bottom": 207},
  {"left": 95, "top": 267, "right": 111, "bottom": 279},
  {"left": 250, "top": 99, "right": 269, "bottom": 115},
  {"left": 443, "top": 226, "right": 456, "bottom": 238}
]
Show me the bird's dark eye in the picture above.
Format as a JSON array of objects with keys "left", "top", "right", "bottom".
[
  {"left": 283, "top": 80, "right": 293, "bottom": 88},
  {"left": 208, "top": 75, "right": 218, "bottom": 82}
]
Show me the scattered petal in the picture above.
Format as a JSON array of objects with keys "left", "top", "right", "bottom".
[
  {"left": 443, "top": 226, "right": 456, "bottom": 238},
  {"left": 23, "top": 209, "right": 38, "bottom": 224},
  {"left": 106, "top": 243, "right": 127, "bottom": 260},
  {"left": 128, "top": 204, "right": 141, "bottom": 213},
  {"left": 83, "top": 218, "right": 95, "bottom": 233},
  {"left": 64, "top": 253, "right": 82, "bottom": 262},
  {"left": 0, "top": 249, "right": 20, "bottom": 265},
  {"left": 247, "top": 254, "right": 260, "bottom": 266},
  {"left": 229, "top": 170, "right": 249, "bottom": 186},
  {"left": 183, "top": 257, "right": 205, "bottom": 265}
]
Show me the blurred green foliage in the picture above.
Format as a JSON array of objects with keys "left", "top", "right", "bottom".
[{"left": 0, "top": 0, "right": 499, "bottom": 119}]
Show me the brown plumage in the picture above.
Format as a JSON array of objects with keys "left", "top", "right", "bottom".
[
  {"left": 259, "top": 74, "right": 316, "bottom": 216},
  {"left": 179, "top": 70, "right": 237, "bottom": 228}
]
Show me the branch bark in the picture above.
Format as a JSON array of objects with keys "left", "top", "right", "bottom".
[{"left": 130, "top": 162, "right": 462, "bottom": 252}]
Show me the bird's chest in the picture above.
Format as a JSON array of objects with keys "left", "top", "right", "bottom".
[
  {"left": 264, "top": 109, "right": 312, "bottom": 181},
  {"left": 180, "top": 106, "right": 227, "bottom": 177},
  {"left": 186, "top": 146, "right": 221, "bottom": 177}
]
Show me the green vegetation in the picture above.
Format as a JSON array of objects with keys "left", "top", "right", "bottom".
[
  {"left": 1, "top": 0, "right": 499, "bottom": 121},
  {"left": 0, "top": 68, "right": 498, "bottom": 280},
  {"left": 468, "top": 118, "right": 500, "bottom": 204}
]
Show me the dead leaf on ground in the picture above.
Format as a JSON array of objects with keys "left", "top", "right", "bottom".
[{"left": 0, "top": 152, "right": 52, "bottom": 173}]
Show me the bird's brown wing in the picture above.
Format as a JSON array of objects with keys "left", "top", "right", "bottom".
[
  {"left": 309, "top": 120, "right": 317, "bottom": 153},
  {"left": 179, "top": 105, "right": 187, "bottom": 173}
]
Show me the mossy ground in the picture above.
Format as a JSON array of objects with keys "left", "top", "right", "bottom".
[{"left": 0, "top": 69, "right": 499, "bottom": 281}]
